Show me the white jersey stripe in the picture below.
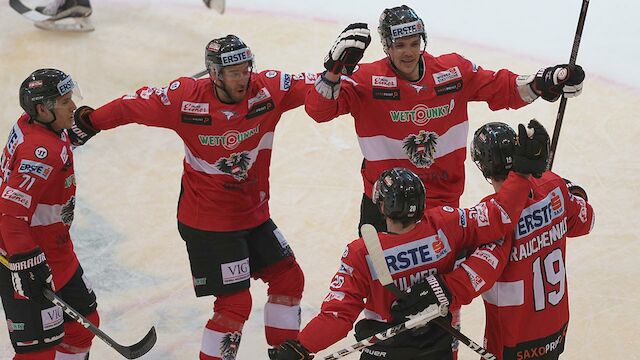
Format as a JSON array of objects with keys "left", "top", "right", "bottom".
[
  {"left": 30, "top": 203, "right": 63, "bottom": 227},
  {"left": 357, "top": 121, "right": 469, "bottom": 162},
  {"left": 482, "top": 280, "right": 525, "bottom": 307},
  {"left": 184, "top": 132, "right": 274, "bottom": 175}
]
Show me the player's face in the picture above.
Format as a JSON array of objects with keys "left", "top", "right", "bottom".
[
  {"left": 38, "top": 92, "right": 77, "bottom": 131},
  {"left": 388, "top": 35, "right": 422, "bottom": 80},
  {"left": 218, "top": 62, "right": 252, "bottom": 102}
]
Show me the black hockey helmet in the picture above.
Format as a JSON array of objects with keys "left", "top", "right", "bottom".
[
  {"left": 372, "top": 167, "right": 426, "bottom": 222},
  {"left": 19, "top": 68, "right": 78, "bottom": 117},
  {"left": 378, "top": 5, "right": 427, "bottom": 54},
  {"left": 205, "top": 35, "right": 254, "bottom": 75},
  {"left": 471, "top": 122, "right": 517, "bottom": 180}
]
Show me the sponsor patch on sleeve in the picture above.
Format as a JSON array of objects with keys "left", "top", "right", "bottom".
[
  {"left": 468, "top": 202, "right": 490, "bottom": 227},
  {"left": 18, "top": 159, "right": 53, "bottom": 179},
  {"left": 280, "top": 73, "right": 292, "bottom": 91},
  {"left": 471, "top": 249, "right": 500, "bottom": 269},
  {"left": 432, "top": 66, "right": 462, "bottom": 85},
  {"left": 323, "top": 291, "right": 345, "bottom": 302},
  {"left": 461, "top": 263, "right": 486, "bottom": 291}
]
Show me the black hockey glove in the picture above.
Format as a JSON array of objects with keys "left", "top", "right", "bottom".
[
  {"left": 69, "top": 106, "right": 99, "bottom": 146},
  {"left": 324, "top": 23, "right": 371, "bottom": 75},
  {"left": 8, "top": 247, "right": 55, "bottom": 304},
  {"left": 390, "top": 275, "right": 451, "bottom": 323},
  {"left": 564, "top": 178, "right": 588, "bottom": 201},
  {"left": 512, "top": 119, "right": 550, "bottom": 178},
  {"left": 268, "top": 340, "right": 314, "bottom": 360},
  {"left": 532, "top": 64, "right": 585, "bottom": 102}
]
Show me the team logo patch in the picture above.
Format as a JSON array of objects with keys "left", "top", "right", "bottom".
[
  {"left": 221, "top": 258, "right": 250, "bottom": 285},
  {"left": 221, "top": 332, "right": 242, "bottom": 360},
  {"left": 432, "top": 66, "right": 462, "bottom": 85},
  {"left": 169, "top": 81, "right": 180, "bottom": 90},
  {"left": 410, "top": 84, "right": 426, "bottom": 94},
  {"left": 18, "top": 159, "right": 53, "bottom": 179},
  {"left": 215, "top": 151, "right": 252, "bottom": 180},
  {"left": 389, "top": 100, "right": 455, "bottom": 126},
  {"left": 403, "top": 130, "right": 439, "bottom": 168},
  {"left": 34, "top": 147, "right": 48, "bottom": 159},
  {"left": 1, "top": 187, "right": 32, "bottom": 208}
]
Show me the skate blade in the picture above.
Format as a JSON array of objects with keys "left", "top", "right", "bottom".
[{"left": 34, "top": 17, "right": 94, "bottom": 32}]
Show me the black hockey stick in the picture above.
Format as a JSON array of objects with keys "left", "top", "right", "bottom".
[
  {"left": 548, "top": 0, "right": 590, "bottom": 169},
  {"left": 193, "top": 69, "right": 209, "bottom": 78},
  {"left": 202, "top": 0, "right": 226, "bottom": 14},
  {"left": 360, "top": 224, "right": 497, "bottom": 360},
  {"left": 323, "top": 303, "right": 446, "bottom": 360},
  {"left": 9, "top": 0, "right": 51, "bottom": 21},
  {"left": 0, "top": 255, "right": 157, "bottom": 359}
]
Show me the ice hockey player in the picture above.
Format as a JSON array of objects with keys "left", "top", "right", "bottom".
[
  {"left": 268, "top": 120, "right": 550, "bottom": 360},
  {"left": 0, "top": 69, "right": 100, "bottom": 359},
  {"left": 393, "top": 121, "right": 594, "bottom": 359},
  {"left": 33, "top": 0, "right": 94, "bottom": 32},
  {"left": 67, "top": 35, "right": 315, "bottom": 359},
  {"left": 306, "top": 5, "right": 586, "bottom": 235}
]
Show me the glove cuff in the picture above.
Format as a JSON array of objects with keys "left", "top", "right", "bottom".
[{"left": 9, "top": 248, "right": 46, "bottom": 271}]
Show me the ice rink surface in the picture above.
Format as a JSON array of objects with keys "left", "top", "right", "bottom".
[{"left": 1, "top": 0, "right": 639, "bottom": 358}]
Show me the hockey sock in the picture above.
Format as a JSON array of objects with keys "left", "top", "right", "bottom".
[
  {"left": 200, "top": 290, "right": 251, "bottom": 360},
  {"left": 258, "top": 258, "right": 304, "bottom": 346},
  {"left": 55, "top": 310, "right": 99, "bottom": 358}
]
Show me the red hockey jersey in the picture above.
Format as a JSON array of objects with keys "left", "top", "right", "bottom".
[
  {"left": 441, "top": 172, "right": 595, "bottom": 359},
  {"left": 306, "top": 52, "right": 528, "bottom": 208},
  {"left": 0, "top": 115, "right": 79, "bottom": 288},
  {"left": 297, "top": 172, "right": 532, "bottom": 353},
  {"left": 88, "top": 70, "right": 314, "bottom": 231}
]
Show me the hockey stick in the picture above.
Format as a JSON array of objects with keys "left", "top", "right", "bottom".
[
  {"left": 360, "top": 224, "right": 497, "bottom": 360},
  {"left": 548, "top": 0, "right": 590, "bottom": 169},
  {"left": 323, "top": 303, "right": 446, "bottom": 360},
  {"left": 202, "top": 0, "right": 226, "bottom": 14},
  {"left": 193, "top": 69, "right": 209, "bottom": 78},
  {"left": 0, "top": 255, "right": 157, "bottom": 359}
]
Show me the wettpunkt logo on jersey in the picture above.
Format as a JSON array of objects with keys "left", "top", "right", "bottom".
[
  {"left": 433, "top": 67, "right": 462, "bottom": 85},
  {"left": 248, "top": 87, "right": 271, "bottom": 109},
  {"left": 18, "top": 159, "right": 53, "bottom": 180},
  {"left": 390, "top": 20, "right": 423, "bottom": 40},
  {"left": 372, "top": 76, "right": 398, "bottom": 88},
  {"left": 198, "top": 125, "right": 260, "bottom": 150},
  {"left": 181, "top": 102, "right": 209, "bottom": 115},
  {"left": 1, "top": 186, "right": 32, "bottom": 208},
  {"left": 366, "top": 230, "right": 452, "bottom": 279},
  {"left": 516, "top": 187, "right": 565, "bottom": 239},
  {"left": 220, "top": 48, "right": 252, "bottom": 66},
  {"left": 390, "top": 100, "right": 455, "bottom": 126},
  {"left": 403, "top": 130, "right": 438, "bottom": 168}
]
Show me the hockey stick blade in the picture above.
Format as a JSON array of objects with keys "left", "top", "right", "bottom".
[
  {"left": 0, "top": 255, "right": 157, "bottom": 359},
  {"left": 360, "top": 224, "right": 497, "bottom": 360},
  {"left": 10, "top": 0, "right": 51, "bottom": 21},
  {"left": 323, "top": 304, "right": 445, "bottom": 360}
]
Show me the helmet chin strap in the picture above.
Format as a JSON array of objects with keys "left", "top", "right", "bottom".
[{"left": 32, "top": 107, "right": 61, "bottom": 134}]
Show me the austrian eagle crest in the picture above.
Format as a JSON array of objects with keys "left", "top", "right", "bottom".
[
  {"left": 403, "top": 130, "right": 439, "bottom": 168},
  {"left": 220, "top": 332, "right": 241, "bottom": 360},
  {"left": 215, "top": 151, "right": 251, "bottom": 180}
]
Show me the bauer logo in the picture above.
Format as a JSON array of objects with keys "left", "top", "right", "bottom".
[
  {"left": 18, "top": 159, "right": 53, "bottom": 180},
  {"left": 221, "top": 258, "right": 250, "bottom": 285},
  {"left": 516, "top": 187, "right": 565, "bottom": 239},
  {"left": 390, "top": 20, "right": 423, "bottom": 40},
  {"left": 432, "top": 67, "right": 462, "bottom": 85},
  {"left": 220, "top": 48, "right": 252, "bottom": 66},
  {"left": 181, "top": 101, "right": 209, "bottom": 115},
  {"left": 366, "top": 230, "right": 451, "bottom": 278}
]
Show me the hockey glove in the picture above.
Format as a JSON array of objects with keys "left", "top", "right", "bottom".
[
  {"left": 268, "top": 340, "right": 314, "bottom": 360},
  {"left": 532, "top": 64, "right": 585, "bottom": 102},
  {"left": 69, "top": 106, "right": 99, "bottom": 146},
  {"left": 564, "top": 178, "right": 588, "bottom": 201},
  {"left": 512, "top": 119, "right": 550, "bottom": 178},
  {"left": 324, "top": 23, "right": 371, "bottom": 75},
  {"left": 390, "top": 275, "right": 451, "bottom": 323},
  {"left": 8, "top": 247, "right": 55, "bottom": 304}
]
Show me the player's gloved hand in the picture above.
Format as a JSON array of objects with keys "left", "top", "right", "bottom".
[
  {"left": 268, "top": 340, "right": 314, "bottom": 360},
  {"left": 564, "top": 178, "right": 588, "bottom": 201},
  {"left": 69, "top": 106, "right": 99, "bottom": 146},
  {"left": 532, "top": 64, "right": 585, "bottom": 102},
  {"left": 8, "top": 247, "right": 55, "bottom": 304},
  {"left": 391, "top": 275, "right": 451, "bottom": 323},
  {"left": 512, "top": 119, "right": 550, "bottom": 178},
  {"left": 324, "top": 23, "right": 371, "bottom": 75}
]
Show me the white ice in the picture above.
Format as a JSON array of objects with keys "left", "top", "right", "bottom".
[{"left": 0, "top": 0, "right": 638, "bottom": 359}]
